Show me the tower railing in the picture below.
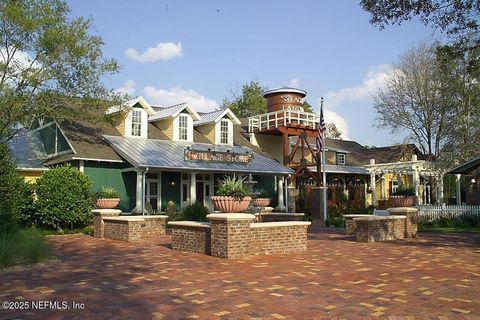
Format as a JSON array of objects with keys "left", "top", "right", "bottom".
[{"left": 248, "top": 110, "right": 320, "bottom": 132}]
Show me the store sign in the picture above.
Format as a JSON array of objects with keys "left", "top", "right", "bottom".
[{"left": 184, "top": 149, "right": 252, "bottom": 165}]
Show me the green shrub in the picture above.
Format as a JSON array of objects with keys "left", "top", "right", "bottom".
[
  {"left": 0, "top": 229, "right": 49, "bottom": 267},
  {"left": 392, "top": 186, "right": 416, "bottom": 196},
  {"left": 0, "top": 143, "right": 25, "bottom": 233},
  {"left": 182, "top": 202, "right": 209, "bottom": 222},
  {"left": 18, "top": 181, "right": 36, "bottom": 228},
  {"left": 217, "top": 175, "right": 248, "bottom": 198},
  {"left": 34, "top": 164, "right": 94, "bottom": 232}
]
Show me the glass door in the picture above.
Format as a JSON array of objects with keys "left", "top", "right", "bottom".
[{"left": 145, "top": 173, "right": 160, "bottom": 213}]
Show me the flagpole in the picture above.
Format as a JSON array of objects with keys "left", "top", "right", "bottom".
[{"left": 321, "top": 98, "right": 327, "bottom": 224}]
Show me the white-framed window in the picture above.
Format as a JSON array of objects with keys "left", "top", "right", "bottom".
[
  {"left": 337, "top": 153, "right": 346, "bottom": 165},
  {"left": 131, "top": 109, "right": 142, "bottom": 137},
  {"left": 178, "top": 114, "right": 188, "bottom": 141},
  {"left": 220, "top": 120, "right": 229, "bottom": 144}
]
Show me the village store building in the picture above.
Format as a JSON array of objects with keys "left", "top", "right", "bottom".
[{"left": 9, "top": 97, "right": 292, "bottom": 213}]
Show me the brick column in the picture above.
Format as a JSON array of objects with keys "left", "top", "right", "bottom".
[
  {"left": 387, "top": 207, "right": 418, "bottom": 238},
  {"left": 207, "top": 213, "right": 255, "bottom": 259},
  {"left": 92, "top": 209, "right": 121, "bottom": 238}
]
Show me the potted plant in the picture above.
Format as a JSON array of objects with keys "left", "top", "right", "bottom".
[
  {"left": 389, "top": 186, "right": 416, "bottom": 207},
  {"left": 211, "top": 175, "right": 252, "bottom": 213},
  {"left": 252, "top": 189, "right": 271, "bottom": 208},
  {"left": 95, "top": 186, "right": 121, "bottom": 209}
]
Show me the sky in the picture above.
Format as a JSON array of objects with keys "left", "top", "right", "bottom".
[{"left": 67, "top": 0, "right": 438, "bottom": 147}]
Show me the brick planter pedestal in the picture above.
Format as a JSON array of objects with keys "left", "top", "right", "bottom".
[
  {"left": 354, "top": 216, "right": 406, "bottom": 243},
  {"left": 92, "top": 209, "right": 121, "bottom": 238},
  {"left": 207, "top": 213, "right": 255, "bottom": 259},
  {"left": 387, "top": 207, "right": 418, "bottom": 238},
  {"left": 343, "top": 214, "right": 373, "bottom": 235}
]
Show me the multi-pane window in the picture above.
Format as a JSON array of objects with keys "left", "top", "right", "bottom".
[
  {"left": 220, "top": 120, "right": 229, "bottom": 144},
  {"left": 131, "top": 110, "right": 142, "bottom": 137},
  {"left": 178, "top": 115, "right": 188, "bottom": 140},
  {"left": 337, "top": 153, "right": 346, "bottom": 165}
]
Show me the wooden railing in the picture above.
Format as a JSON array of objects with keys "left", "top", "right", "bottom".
[{"left": 248, "top": 110, "right": 320, "bottom": 132}]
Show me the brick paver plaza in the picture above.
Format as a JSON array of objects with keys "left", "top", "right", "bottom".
[{"left": 1, "top": 222, "right": 479, "bottom": 319}]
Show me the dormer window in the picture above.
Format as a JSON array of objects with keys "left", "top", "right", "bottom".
[
  {"left": 220, "top": 120, "right": 229, "bottom": 144},
  {"left": 178, "top": 114, "right": 188, "bottom": 141},
  {"left": 337, "top": 153, "right": 346, "bottom": 165},
  {"left": 131, "top": 109, "right": 142, "bottom": 137}
]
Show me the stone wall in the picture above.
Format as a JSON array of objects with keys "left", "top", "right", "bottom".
[
  {"left": 93, "top": 212, "right": 167, "bottom": 242},
  {"left": 249, "top": 223, "right": 308, "bottom": 256},
  {"left": 169, "top": 214, "right": 311, "bottom": 259},
  {"left": 168, "top": 222, "right": 211, "bottom": 255},
  {"left": 354, "top": 216, "right": 405, "bottom": 243},
  {"left": 387, "top": 207, "right": 418, "bottom": 238}
]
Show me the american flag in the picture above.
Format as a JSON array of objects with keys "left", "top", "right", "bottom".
[{"left": 316, "top": 103, "right": 326, "bottom": 157}]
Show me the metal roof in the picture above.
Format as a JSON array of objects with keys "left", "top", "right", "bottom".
[
  {"left": 149, "top": 103, "right": 201, "bottom": 122},
  {"left": 263, "top": 86, "right": 307, "bottom": 97},
  {"left": 8, "top": 129, "right": 48, "bottom": 170},
  {"left": 194, "top": 108, "right": 241, "bottom": 126},
  {"left": 309, "top": 165, "right": 369, "bottom": 175},
  {"left": 104, "top": 135, "right": 293, "bottom": 175}
]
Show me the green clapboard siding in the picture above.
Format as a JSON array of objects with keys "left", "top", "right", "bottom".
[
  {"left": 255, "top": 175, "right": 276, "bottom": 199},
  {"left": 161, "top": 171, "right": 181, "bottom": 210},
  {"left": 84, "top": 162, "right": 136, "bottom": 212}
]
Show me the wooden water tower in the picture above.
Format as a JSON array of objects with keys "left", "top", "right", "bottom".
[{"left": 248, "top": 87, "right": 321, "bottom": 185}]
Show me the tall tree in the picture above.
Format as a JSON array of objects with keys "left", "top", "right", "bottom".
[
  {"left": 0, "top": 0, "right": 121, "bottom": 141},
  {"left": 224, "top": 81, "right": 315, "bottom": 117},
  {"left": 223, "top": 81, "right": 267, "bottom": 118},
  {"left": 373, "top": 42, "right": 447, "bottom": 157},
  {"left": 326, "top": 123, "right": 343, "bottom": 139},
  {"left": 360, "top": 0, "right": 480, "bottom": 52}
]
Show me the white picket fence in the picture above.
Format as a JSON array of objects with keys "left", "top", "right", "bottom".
[{"left": 417, "top": 205, "right": 480, "bottom": 222}]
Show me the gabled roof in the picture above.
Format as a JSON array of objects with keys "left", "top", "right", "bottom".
[
  {"left": 149, "top": 102, "right": 201, "bottom": 122},
  {"left": 8, "top": 129, "right": 48, "bottom": 170},
  {"left": 107, "top": 96, "right": 156, "bottom": 116},
  {"left": 194, "top": 108, "right": 241, "bottom": 126},
  {"left": 448, "top": 154, "right": 480, "bottom": 174}
]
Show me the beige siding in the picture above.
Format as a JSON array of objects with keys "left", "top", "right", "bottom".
[
  {"left": 196, "top": 123, "right": 215, "bottom": 143},
  {"left": 255, "top": 134, "right": 284, "bottom": 164},
  {"left": 115, "top": 120, "right": 126, "bottom": 137},
  {"left": 154, "top": 118, "right": 174, "bottom": 140}
]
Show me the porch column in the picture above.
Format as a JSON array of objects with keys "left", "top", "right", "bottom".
[
  {"left": 275, "top": 176, "right": 286, "bottom": 211},
  {"left": 413, "top": 165, "right": 420, "bottom": 204},
  {"left": 370, "top": 172, "right": 376, "bottom": 207},
  {"left": 380, "top": 174, "right": 385, "bottom": 200},
  {"left": 190, "top": 172, "right": 197, "bottom": 204},
  {"left": 133, "top": 170, "right": 143, "bottom": 213},
  {"left": 456, "top": 174, "right": 461, "bottom": 205},
  {"left": 438, "top": 173, "right": 445, "bottom": 204}
]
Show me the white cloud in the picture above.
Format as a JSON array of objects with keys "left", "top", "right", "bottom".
[
  {"left": 324, "top": 110, "right": 349, "bottom": 140},
  {"left": 125, "top": 42, "right": 183, "bottom": 63},
  {"left": 288, "top": 78, "right": 300, "bottom": 87},
  {"left": 143, "top": 86, "right": 219, "bottom": 112},
  {"left": 321, "top": 64, "right": 392, "bottom": 109},
  {"left": 115, "top": 79, "right": 136, "bottom": 96}
]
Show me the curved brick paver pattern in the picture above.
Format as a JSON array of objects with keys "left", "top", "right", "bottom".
[{"left": 1, "top": 221, "right": 479, "bottom": 319}]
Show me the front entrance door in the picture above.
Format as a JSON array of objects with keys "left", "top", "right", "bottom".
[
  {"left": 196, "top": 173, "right": 213, "bottom": 211},
  {"left": 145, "top": 173, "right": 160, "bottom": 213}
]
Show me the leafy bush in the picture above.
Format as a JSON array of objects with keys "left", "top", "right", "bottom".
[
  {"left": 95, "top": 186, "right": 120, "bottom": 198},
  {"left": 0, "top": 229, "right": 49, "bottom": 267},
  {"left": 18, "top": 181, "right": 36, "bottom": 228},
  {"left": 253, "top": 188, "right": 269, "bottom": 198},
  {"left": 34, "top": 165, "right": 94, "bottom": 232},
  {"left": 182, "top": 202, "right": 209, "bottom": 222},
  {"left": 217, "top": 175, "right": 248, "bottom": 198},
  {"left": 0, "top": 143, "right": 25, "bottom": 233},
  {"left": 392, "top": 186, "right": 416, "bottom": 196}
]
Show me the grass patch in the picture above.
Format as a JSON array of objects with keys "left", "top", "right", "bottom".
[
  {"left": 419, "top": 226, "right": 480, "bottom": 233},
  {"left": 36, "top": 226, "right": 93, "bottom": 236},
  {"left": 0, "top": 229, "right": 49, "bottom": 268}
]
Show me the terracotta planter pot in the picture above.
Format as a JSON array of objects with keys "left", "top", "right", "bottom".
[
  {"left": 210, "top": 196, "right": 252, "bottom": 213},
  {"left": 96, "top": 198, "right": 121, "bottom": 209},
  {"left": 389, "top": 195, "right": 417, "bottom": 207},
  {"left": 253, "top": 198, "right": 271, "bottom": 207}
]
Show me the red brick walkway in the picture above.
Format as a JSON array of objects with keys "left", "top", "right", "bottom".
[{"left": 1, "top": 221, "right": 479, "bottom": 319}]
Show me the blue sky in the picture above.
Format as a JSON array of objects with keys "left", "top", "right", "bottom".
[{"left": 67, "top": 0, "right": 437, "bottom": 147}]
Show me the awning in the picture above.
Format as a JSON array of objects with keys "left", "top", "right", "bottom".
[{"left": 104, "top": 135, "right": 293, "bottom": 175}]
